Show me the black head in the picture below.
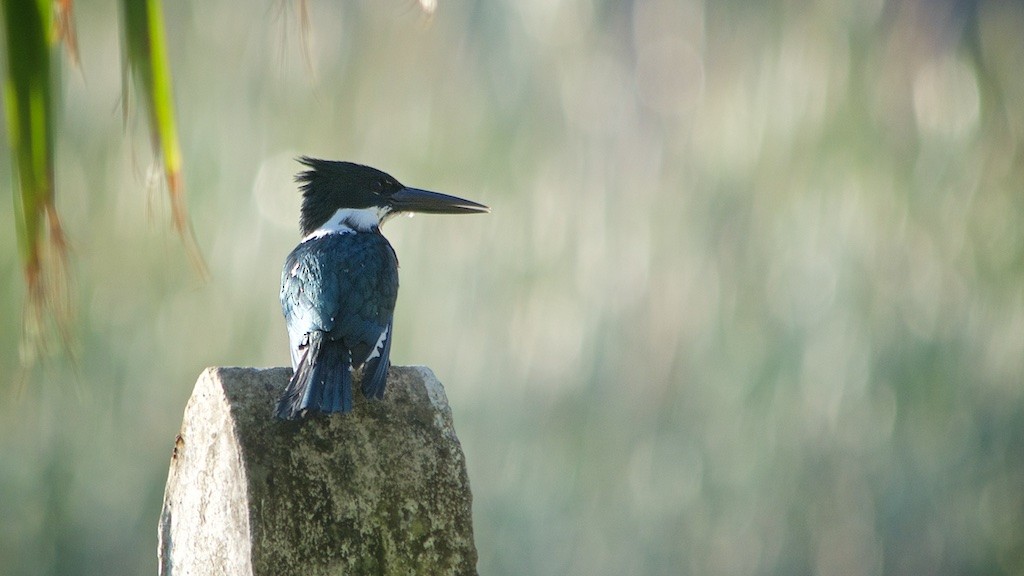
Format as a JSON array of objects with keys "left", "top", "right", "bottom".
[{"left": 295, "top": 157, "right": 489, "bottom": 236}]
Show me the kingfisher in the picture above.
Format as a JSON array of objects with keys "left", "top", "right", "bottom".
[{"left": 276, "top": 157, "right": 489, "bottom": 420}]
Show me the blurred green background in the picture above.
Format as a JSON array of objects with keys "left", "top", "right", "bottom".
[{"left": 2, "top": 0, "right": 1024, "bottom": 574}]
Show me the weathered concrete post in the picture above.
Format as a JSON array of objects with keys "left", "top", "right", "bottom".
[{"left": 158, "top": 365, "right": 477, "bottom": 576}]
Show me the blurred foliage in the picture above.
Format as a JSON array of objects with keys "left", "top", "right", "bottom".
[
  {"left": 2, "top": 0, "right": 71, "bottom": 361},
  {"left": 1, "top": 0, "right": 200, "bottom": 368},
  {"left": 120, "top": 0, "right": 205, "bottom": 276},
  {"left": 1, "top": 0, "right": 1023, "bottom": 575}
]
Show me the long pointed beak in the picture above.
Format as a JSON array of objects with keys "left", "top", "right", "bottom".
[{"left": 390, "top": 187, "right": 490, "bottom": 215}]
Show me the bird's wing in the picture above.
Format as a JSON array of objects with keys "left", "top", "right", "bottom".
[
  {"left": 281, "top": 246, "right": 332, "bottom": 365},
  {"left": 360, "top": 318, "right": 393, "bottom": 399}
]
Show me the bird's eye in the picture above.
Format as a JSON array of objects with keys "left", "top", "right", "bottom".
[{"left": 371, "top": 180, "right": 384, "bottom": 193}]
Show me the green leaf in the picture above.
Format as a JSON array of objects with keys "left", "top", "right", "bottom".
[
  {"left": 121, "top": 0, "right": 207, "bottom": 277},
  {"left": 3, "top": 0, "right": 73, "bottom": 361}
]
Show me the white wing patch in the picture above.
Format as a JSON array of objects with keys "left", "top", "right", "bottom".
[{"left": 366, "top": 325, "right": 389, "bottom": 361}]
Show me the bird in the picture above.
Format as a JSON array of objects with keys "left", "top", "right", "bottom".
[{"left": 276, "top": 157, "right": 489, "bottom": 420}]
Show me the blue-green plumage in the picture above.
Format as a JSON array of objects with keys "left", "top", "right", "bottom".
[{"left": 276, "top": 158, "right": 488, "bottom": 420}]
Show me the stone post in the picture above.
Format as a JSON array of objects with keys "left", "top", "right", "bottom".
[{"left": 158, "top": 365, "right": 477, "bottom": 576}]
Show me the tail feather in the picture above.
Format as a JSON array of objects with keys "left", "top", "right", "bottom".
[{"left": 276, "top": 332, "right": 353, "bottom": 419}]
